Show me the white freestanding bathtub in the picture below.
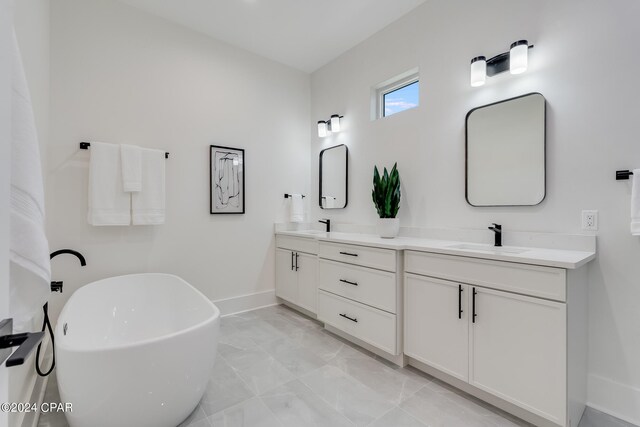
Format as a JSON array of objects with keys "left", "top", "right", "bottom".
[{"left": 55, "top": 273, "right": 219, "bottom": 427}]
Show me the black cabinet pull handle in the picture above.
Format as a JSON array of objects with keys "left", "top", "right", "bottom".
[
  {"left": 458, "top": 285, "right": 463, "bottom": 319},
  {"left": 339, "top": 279, "right": 358, "bottom": 286},
  {"left": 472, "top": 288, "right": 478, "bottom": 323},
  {"left": 295, "top": 253, "right": 299, "bottom": 271},
  {"left": 291, "top": 252, "right": 294, "bottom": 271},
  {"left": 339, "top": 251, "right": 358, "bottom": 257},
  {"left": 339, "top": 313, "right": 358, "bottom": 323}
]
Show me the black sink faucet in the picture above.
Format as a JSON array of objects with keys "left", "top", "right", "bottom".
[
  {"left": 488, "top": 223, "right": 502, "bottom": 247},
  {"left": 318, "top": 219, "right": 331, "bottom": 232}
]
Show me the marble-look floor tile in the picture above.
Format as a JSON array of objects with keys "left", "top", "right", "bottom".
[
  {"left": 328, "top": 348, "right": 428, "bottom": 405},
  {"left": 208, "top": 397, "right": 282, "bottom": 427},
  {"left": 290, "top": 328, "right": 348, "bottom": 362},
  {"left": 217, "top": 321, "right": 260, "bottom": 357},
  {"left": 579, "top": 407, "right": 638, "bottom": 427},
  {"left": 300, "top": 365, "right": 395, "bottom": 426},
  {"left": 401, "top": 386, "right": 527, "bottom": 427},
  {"left": 231, "top": 316, "right": 291, "bottom": 346},
  {"left": 260, "top": 380, "right": 354, "bottom": 427},
  {"left": 259, "top": 337, "right": 326, "bottom": 378},
  {"left": 222, "top": 346, "right": 295, "bottom": 395},
  {"left": 179, "top": 405, "right": 210, "bottom": 426},
  {"left": 369, "top": 407, "right": 428, "bottom": 427},
  {"left": 200, "top": 356, "right": 255, "bottom": 416},
  {"left": 401, "top": 385, "right": 483, "bottom": 426}
]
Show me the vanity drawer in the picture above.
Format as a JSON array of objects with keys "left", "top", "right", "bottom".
[
  {"left": 318, "top": 259, "right": 396, "bottom": 313},
  {"left": 318, "top": 241, "right": 396, "bottom": 272},
  {"left": 405, "top": 251, "right": 567, "bottom": 302},
  {"left": 276, "top": 235, "right": 318, "bottom": 255},
  {"left": 317, "top": 290, "right": 397, "bottom": 355}
]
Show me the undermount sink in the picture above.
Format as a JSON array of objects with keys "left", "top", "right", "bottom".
[
  {"left": 447, "top": 243, "right": 530, "bottom": 255},
  {"left": 295, "top": 230, "right": 326, "bottom": 235}
]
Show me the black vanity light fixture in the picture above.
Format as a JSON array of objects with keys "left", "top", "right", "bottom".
[
  {"left": 317, "top": 114, "right": 343, "bottom": 138},
  {"left": 470, "top": 40, "right": 533, "bottom": 87}
]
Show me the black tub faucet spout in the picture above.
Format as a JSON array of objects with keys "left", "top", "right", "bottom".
[{"left": 50, "top": 249, "right": 86, "bottom": 266}]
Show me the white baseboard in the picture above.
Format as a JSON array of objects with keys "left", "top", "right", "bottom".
[
  {"left": 213, "top": 290, "right": 278, "bottom": 316},
  {"left": 587, "top": 373, "right": 640, "bottom": 426}
]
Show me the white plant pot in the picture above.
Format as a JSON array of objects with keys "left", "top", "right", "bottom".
[{"left": 377, "top": 218, "right": 400, "bottom": 239}]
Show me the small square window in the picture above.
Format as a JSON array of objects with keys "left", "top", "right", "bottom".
[
  {"left": 383, "top": 80, "right": 419, "bottom": 117},
  {"left": 374, "top": 71, "right": 419, "bottom": 119}
]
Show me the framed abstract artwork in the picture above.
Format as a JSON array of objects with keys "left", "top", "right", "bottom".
[{"left": 210, "top": 145, "right": 245, "bottom": 214}]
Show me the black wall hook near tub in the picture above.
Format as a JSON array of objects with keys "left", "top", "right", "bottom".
[
  {"left": 616, "top": 170, "right": 634, "bottom": 180},
  {"left": 80, "top": 142, "right": 169, "bottom": 159}
]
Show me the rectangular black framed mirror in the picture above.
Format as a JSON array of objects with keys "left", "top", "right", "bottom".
[
  {"left": 319, "top": 144, "right": 348, "bottom": 209},
  {"left": 465, "top": 92, "right": 546, "bottom": 207}
]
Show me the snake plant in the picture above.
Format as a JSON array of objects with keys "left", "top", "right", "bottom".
[{"left": 372, "top": 163, "right": 401, "bottom": 218}]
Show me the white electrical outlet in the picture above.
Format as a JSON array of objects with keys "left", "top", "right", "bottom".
[{"left": 581, "top": 210, "right": 598, "bottom": 231}]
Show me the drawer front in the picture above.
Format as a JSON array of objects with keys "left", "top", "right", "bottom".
[
  {"left": 318, "top": 259, "right": 396, "bottom": 313},
  {"left": 405, "top": 251, "right": 566, "bottom": 302},
  {"left": 276, "top": 235, "right": 318, "bottom": 255},
  {"left": 317, "top": 290, "right": 397, "bottom": 355},
  {"left": 318, "top": 241, "right": 396, "bottom": 272}
]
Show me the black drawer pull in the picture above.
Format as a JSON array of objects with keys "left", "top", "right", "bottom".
[
  {"left": 339, "top": 313, "right": 358, "bottom": 323},
  {"left": 295, "top": 252, "right": 299, "bottom": 271},
  {"left": 339, "top": 251, "right": 358, "bottom": 257},
  {"left": 291, "top": 252, "right": 294, "bottom": 271},
  {"left": 339, "top": 279, "right": 358, "bottom": 286}
]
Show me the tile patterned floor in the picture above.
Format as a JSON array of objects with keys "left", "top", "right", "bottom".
[{"left": 38, "top": 304, "right": 636, "bottom": 427}]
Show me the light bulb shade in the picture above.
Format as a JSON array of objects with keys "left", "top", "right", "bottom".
[
  {"left": 470, "top": 56, "right": 486, "bottom": 87},
  {"left": 317, "top": 121, "right": 328, "bottom": 137},
  {"left": 510, "top": 40, "right": 528, "bottom": 74},
  {"left": 330, "top": 115, "right": 341, "bottom": 132}
]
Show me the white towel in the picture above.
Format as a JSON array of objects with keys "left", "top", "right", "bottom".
[
  {"left": 132, "top": 148, "right": 165, "bottom": 225},
  {"left": 631, "top": 169, "right": 640, "bottom": 235},
  {"left": 88, "top": 142, "right": 131, "bottom": 225},
  {"left": 289, "top": 194, "right": 304, "bottom": 223},
  {"left": 9, "top": 29, "right": 51, "bottom": 327},
  {"left": 120, "top": 144, "right": 142, "bottom": 192}
]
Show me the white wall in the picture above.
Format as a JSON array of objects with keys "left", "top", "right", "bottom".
[
  {"left": 310, "top": 0, "right": 640, "bottom": 423},
  {"left": 12, "top": 1, "right": 50, "bottom": 425},
  {"left": 47, "top": 0, "right": 310, "bottom": 321}
]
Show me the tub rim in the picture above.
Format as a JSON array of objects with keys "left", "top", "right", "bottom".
[{"left": 55, "top": 273, "right": 220, "bottom": 353}]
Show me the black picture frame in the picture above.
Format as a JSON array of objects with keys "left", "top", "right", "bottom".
[{"left": 210, "top": 145, "right": 245, "bottom": 214}]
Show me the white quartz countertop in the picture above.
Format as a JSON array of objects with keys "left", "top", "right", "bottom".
[{"left": 275, "top": 230, "right": 596, "bottom": 269}]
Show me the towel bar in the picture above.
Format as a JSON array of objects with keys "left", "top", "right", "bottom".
[
  {"left": 616, "top": 170, "right": 634, "bottom": 180},
  {"left": 80, "top": 142, "right": 169, "bottom": 159},
  {"left": 284, "top": 194, "right": 305, "bottom": 199}
]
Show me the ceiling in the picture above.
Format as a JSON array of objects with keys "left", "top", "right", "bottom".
[{"left": 115, "top": 0, "right": 426, "bottom": 73}]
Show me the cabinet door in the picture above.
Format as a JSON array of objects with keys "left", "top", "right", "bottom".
[
  {"left": 404, "top": 274, "right": 469, "bottom": 381},
  {"left": 275, "top": 249, "right": 297, "bottom": 303},
  {"left": 470, "top": 287, "right": 566, "bottom": 425},
  {"left": 296, "top": 252, "right": 317, "bottom": 314}
]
